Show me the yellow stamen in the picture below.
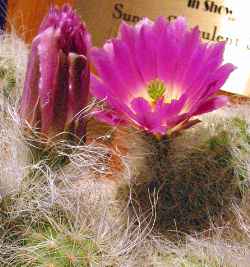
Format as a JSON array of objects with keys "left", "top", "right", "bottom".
[{"left": 147, "top": 79, "right": 166, "bottom": 102}]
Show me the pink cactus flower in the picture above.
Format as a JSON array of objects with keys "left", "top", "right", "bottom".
[
  {"left": 19, "top": 5, "right": 91, "bottom": 141},
  {"left": 91, "top": 17, "right": 236, "bottom": 136}
]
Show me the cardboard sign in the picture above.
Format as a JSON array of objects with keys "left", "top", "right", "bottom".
[{"left": 76, "top": 0, "right": 250, "bottom": 97}]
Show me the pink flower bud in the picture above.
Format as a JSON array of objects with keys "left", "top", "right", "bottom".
[{"left": 19, "top": 5, "right": 90, "bottom": 142}]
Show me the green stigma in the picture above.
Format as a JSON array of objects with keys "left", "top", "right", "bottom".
[{"left": 147, "top": 79, "right": 166, "bottom": 101}]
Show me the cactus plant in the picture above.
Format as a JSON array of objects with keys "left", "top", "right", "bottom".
[{"left": 19, "top": 221, "right": 100, "bottom": 267}]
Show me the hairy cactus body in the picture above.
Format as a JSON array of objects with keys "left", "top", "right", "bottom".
[{"left": 126, "top": 111, "right": 250, "bottom": 233}]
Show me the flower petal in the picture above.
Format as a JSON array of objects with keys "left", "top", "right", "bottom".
[
  {"left": 38, "top": 27, "right": 60, "bottom": 135},
  {"left": 67, "top": 53, "right": 89, "bottom": 125},
  {"left": 49, "top": 50, "right": 69, "bottom": 137},
  {"left": 134, "top": 18, "right": 157, "bottom": 82},
  {"left": 131, "top": 97, "right": 166, "bottom": 134},
  {"left": 192, "top": 96, "right": 228, "bottom": 116},
  {"left": 90, "top": 75, "right": 108, "bottom": 100},
  {"left": 203, "top": 63, "right": 236, "bottom": 98},
  {"left": 19, "top": 36, "right": 41, "bottom": 127},
  {"left": 94, "top": 110, "right": 128, "bottom": 126},
  {"left": 91, "top": 46, "right": 132, "bottom": 102}
]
